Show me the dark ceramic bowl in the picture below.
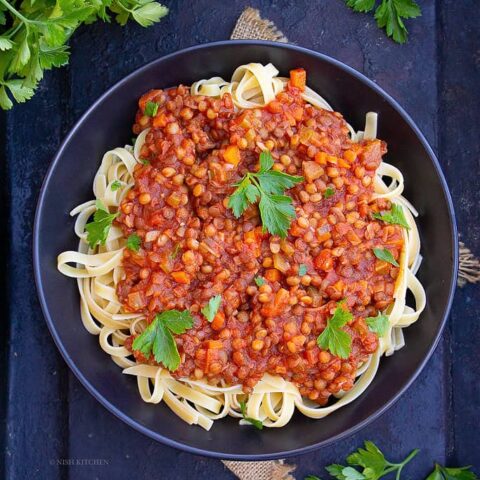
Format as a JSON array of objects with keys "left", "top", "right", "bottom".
[{"left": 33, "top": 41, "right": 458, "bottom": 459}]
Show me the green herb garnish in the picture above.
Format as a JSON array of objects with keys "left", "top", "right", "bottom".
[
  {"left": 317, "top": 302, "right": 353, "bottom": 359},
  {"left": 228, "top": 151, "right": 303, "bottom": 238},
  {"left": 201, "top": 295, "right": 222, "bottom": 323},
  {"left": 298, "top": 264, "right": 307, "bottom": 276},
  {"left": 0, "top": 1, "right": 168, "bottom": 110},
  {"left": 254, "top": 277, "right": 265, "bottom": 287},
  {"left": 366, "top": 313, "right": 389, "bottom": 336},
  {"left": 140, "top": 159, "right": 150, "bottom": 165},
  {"left": 111, "top": 180, "right": 122, "bottom": 191},
  {"left": 373, "top": 247, "right": 399, "bottom": 267},
  {"left": 372, "top": 204, "right": 410, "bottom": 229},
  {"left": 345, "top": 0, "right": 421, "bottom": 44},
  {"left": 144, "top": 100, "right": 159, "bottom": 117},
  {"left": 239, "top": 400, "right": 263, "bottom": 430},
  {"left": 85, "top": 200, "right": 118, "bottom": 248},
  {"left": 132, "top": 310, "right": 194, "bottom": 371},
  {"left": 126, "top": 233, "right": 141, "bottom": 252},
  {"left": 426, "top": 464, "right": 478, "bottom": 480},
  {"left": 324, "top": 441, "right": 419, "bottom": 480},
  {"left": 306, "top": 441, "right": 478, "bottom": 480},
  {"left": 324, "top": 187, "right": 335, "bottom": 199}
]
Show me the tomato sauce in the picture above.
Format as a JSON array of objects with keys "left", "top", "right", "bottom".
[{"left": 118, "top": 78, "right": 402, "bottom": 404}]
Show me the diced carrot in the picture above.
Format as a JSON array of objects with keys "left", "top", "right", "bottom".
[
  {"left": 152, "top": 113, "right": 168, "bottom": 128},
  {"left": 344, "top": 149, "right": 357, "bottom": 163},
  {"left": 265, "top": 268, "right": 281, "bottom": 282},
  {"left": 211, "top": 312, "right": 225, "bottom": 331},
  {"left": 338, "top": 158, "right": 351, "bottom": 168},
  {"left": 207, "top": 340, "right": 223, "bottom": 349},
  {"left": 274, "top": 288, "right": 290, "bottom": 308},
  {"left": 267, "top": 100, "right": 283, "bottom": 114},
  {"left": 314, "top": 151, "right": 328, "bottom": 165},
  {"left": 171, "top": 271, "right": 191, "bottom": 284},
  {"left": 244, "top": 230, "right": 257, "bottom": 244},
  {"left": 289, "top": 68, "right": 306, "bottom": 91},
  {"left": 291, "top": 106, "right": 304, "bottom": 121},
  {"left": 374, "top": 260, "right": 390, "bottom": 275},
  {"left": 314, "top": 249, "right": 334, "bottom": 271},
  {"left": 223, "top": 145, "right": 241, "bottom": 166},
  {"left": 284, "top": 111, "right": 296, "bottom": 126}
]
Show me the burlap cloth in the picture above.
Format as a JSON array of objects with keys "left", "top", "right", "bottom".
[{"left": 221, "top": 7, "right": 480, "bottom": 480}]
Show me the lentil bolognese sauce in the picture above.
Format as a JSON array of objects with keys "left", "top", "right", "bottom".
[{"left": 58, "top": 63, "right": 426, "bottom": 430}]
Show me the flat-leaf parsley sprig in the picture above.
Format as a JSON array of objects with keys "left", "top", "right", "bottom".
[
  {"left": 85, "top": 200, "right": 119, "bottom": 248},
  {"left": 345, "top": 0, "right": 421, "bottom": 44},
  {"left": 317, "top": 301, "right": 353, "bottom": 359},
  {"left": 305, "top": 440, "right": 478, "bottom": 480},
  {"left": 0, "top": 0, "right": 168, "bottom": 110},
  {"left": 372, "top": 204, "right": 410, "bottom": 229},
  {"left": 132, "top": 310, "right": 194, "bottom": 371},
  {"left": 227, "top": 150, "right": 303, "bottom": 238}
]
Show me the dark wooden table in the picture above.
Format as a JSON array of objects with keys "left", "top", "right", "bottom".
[{"left": 2, "top": 1, "right": 479, "bottom": 478}]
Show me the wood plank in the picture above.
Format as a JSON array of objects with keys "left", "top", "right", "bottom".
[
  {"left": 437, "top": 0, "right": 480, "bottom": 466},
  {"left": 4, "top": 68, "right": 70, "bottom": 480}
]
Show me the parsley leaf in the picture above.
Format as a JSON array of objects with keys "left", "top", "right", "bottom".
[
  {"left": 326, "top": 464, "right": 349, "bottom": 479},
  {"left": 227, "top": 151, "right": 303, "bottom": 238},
  {"left": 255, "top": 276, "right": 265, "bottom": 287},
  {"left": 0, "top": 1, "right": 168, "bottom": 110},
  {"left": 131, "top": 2, "right": 168, "bottom": 27},
  {"left": 85, "top": 200, "right": 118, "bottom": 248},
  {"left": 426, "top": 464, "right": 478, "bottom": 480},
  {"left": 305, "top": 476, "right": 322, "bottom": 480},
  {"left": 372, "top": 204, "right": 410, "bottom": 229},
  {"left": 374, "top": 0, "right": 421, "bottom": 44},
  {"left": 345, "top": 0, "right": 421, "bottom": 44},
  {"left": 0, "top": 37, "right": 13, "bottom": 51},
  {"left": 201, "top": 295, "right": 222, "bottom": 323},
  {"left": 324, "top": 187, "right": 335, "bottom": 199},
  {"left": 347, "top": 441, "right": 386, "bottom": 478},
  {"left": 132, "top": 310, "right": 194, "bottom": 371},
  {"left": 144, "top": 100, "right": 159, "bottom": 116},
  {"left": 228, "top": 177, "right": 260, "bottom": 218},
  {"left": 341, "top": 468, "right": 365, "bottom": 480},
  {"left": 366, "top": 313, "right": 389, "bottom": 336},
  {"left": 126, "top": 233, "right": 141, "bottom": 252},
  {"left": 373, "top": 247, "right": 399, "bottom": 267},
  {"left": 259, "top": 150, "right": 274, "bottom": 172},
  {"left": 239, "top": 400, "right": 263, "bottom": 430},
  {"left": 346, "top": 0, "right": 376, "bottom": 12},
  {"left": 258, "top": 193, "right": 296, "bottom": 238},
  {"left": 111, "top": 180, "right": 122, "bottom": 191},
  {"left": 317, "top": 302, "right": 353, "bottom": 359},
  {"left": 298, "top": 264, "right": 307, "bottom": 276}
]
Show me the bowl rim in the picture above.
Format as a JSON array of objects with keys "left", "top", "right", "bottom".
[{"left": 33, "top": 39, "right": 459, "bottom": 460}]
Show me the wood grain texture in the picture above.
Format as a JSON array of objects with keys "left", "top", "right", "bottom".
[{"left": 1, "top": 0, "right": 478, "bottom": 478}]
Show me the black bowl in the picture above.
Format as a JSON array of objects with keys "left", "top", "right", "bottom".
[{"left": 33, "top": 40, "right": 458, "bottom": 459}]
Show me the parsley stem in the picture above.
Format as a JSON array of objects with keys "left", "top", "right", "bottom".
[
  {"left": 384, "top": 448, "right": 419, "bottom": 479},
  {"left": 7, "top": 22, "right": 23, "bottom": 38},
  {"left": 116, "top": 0, "right": 135, "bottom": 14},
  {"left": 0, "top": 0, "right": 31, "bottom": 24}
]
